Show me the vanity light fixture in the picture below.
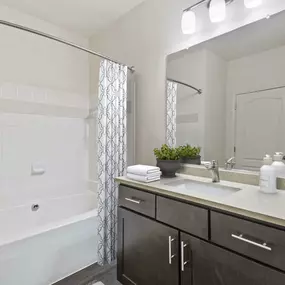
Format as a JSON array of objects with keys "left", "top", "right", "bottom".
[
  {"left": 181, "top": 10, "right": 196, "bottom": 34},
  {"left": 182, "top": 0, "right": 263, "bottom": 34},
  {"left": 209, "top": 0, "right": 226, "bottom": 23},
  {"left": 182, "top": 0, "right": 232, "bottom": 34},
  {"left": 244, "top": 0, "right": 262, "bottom": 9}
]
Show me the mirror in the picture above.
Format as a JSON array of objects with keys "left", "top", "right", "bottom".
[{"left": 166, "top": 10, "right": 285, "bottom": 171}]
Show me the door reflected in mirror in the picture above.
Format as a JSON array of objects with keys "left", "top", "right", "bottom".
[{"left": 166, "top": 10, "right": 285, "bottom": 171}]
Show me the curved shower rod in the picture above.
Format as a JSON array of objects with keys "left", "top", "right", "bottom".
[
  {"left": 0, "top": 19, "right": 135, "bottom": 72},
  {"left": 167, "top": 78, "right": 202, "bottom": 94}
]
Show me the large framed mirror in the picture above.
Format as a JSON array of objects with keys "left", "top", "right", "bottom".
[{"left": 166, "top": 10, "right": 285, "bottom": 171}]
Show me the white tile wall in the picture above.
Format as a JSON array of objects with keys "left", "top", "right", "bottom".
[
  {"left": 1, "top": 83, "right": 17, "bottom": 100},
  {"left": 0, "top": 113, "right": 89, "bottom": 209},
  {"left": 0, "top": 82, "right": 89, "bottom": 109}
]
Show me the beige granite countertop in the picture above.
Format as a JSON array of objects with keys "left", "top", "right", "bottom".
[{"left": 116, "top": 174, "right": 285, "bottom": 228}]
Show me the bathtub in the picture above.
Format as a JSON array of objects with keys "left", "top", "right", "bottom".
[{"left": 0, "top": 191, "right": 98, "bottom": 285}]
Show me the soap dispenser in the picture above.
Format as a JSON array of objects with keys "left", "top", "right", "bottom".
[
  {"left": 272, "top": 152, "right": 285, "bottom": 178},
  {"left": 260, "top": 155, "right": 276, "bottom": 194}
]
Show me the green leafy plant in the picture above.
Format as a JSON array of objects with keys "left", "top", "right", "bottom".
[
  {"left": 178, "top": 144, "right": 201, "bottom": 158},
  {"left": 154, "top": 144, "right": 181, "bottom": 160}
]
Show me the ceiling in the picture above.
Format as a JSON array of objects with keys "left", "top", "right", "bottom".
[
  {"left": 169, "top": 10, "right": 285, "bottom": 62},
  {"left": 0, "top": 0, "right": 145, "bottom": 36}
]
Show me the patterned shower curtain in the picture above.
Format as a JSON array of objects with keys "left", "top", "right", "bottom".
[
  {"left": 166, "top": 81, "right": 178, "bottom": 147},
  {"left": 97, "top": 59, "right": 127, "bottom": 265}
]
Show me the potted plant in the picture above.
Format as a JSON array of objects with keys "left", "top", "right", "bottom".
[
  {"left": 179, "top": 144, "right": 201, "bottom": 165},
  {"left": 154, "top": 144, "right": 181, "bottom": 178}
]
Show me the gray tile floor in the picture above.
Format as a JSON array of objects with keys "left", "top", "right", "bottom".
[
  {"left": 90, "top": 267, "right": 121, "bottom": 285},
  {"left": 54, "top": 263, "right": 121, "bottom": 285}
]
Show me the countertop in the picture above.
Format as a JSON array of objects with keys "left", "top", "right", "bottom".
[{"left": 116, "top": 174, "right": 285, "bottom": 228}]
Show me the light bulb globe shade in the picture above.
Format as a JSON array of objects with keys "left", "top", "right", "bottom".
[
  {"left": 244, "top": 0, "right": 263, "bottom": 8},
  {"left": 181, "top": 10, "right": 196, "bottom": 34},
  {"left": 209, "top": 0, "right": 226, "bottom": 23}
]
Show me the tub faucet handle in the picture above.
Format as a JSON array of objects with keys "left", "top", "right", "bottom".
[{"left": 31, "top": 204, "right": 40, "bottom": 211}]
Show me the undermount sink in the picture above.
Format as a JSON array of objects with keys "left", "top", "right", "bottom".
[{"left": 165, "top": 179, "right": 241, "bottom": 198}]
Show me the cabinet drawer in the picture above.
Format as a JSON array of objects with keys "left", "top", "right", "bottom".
[
  {"left": 118, "top": 185, "right": 155, "bottom": 218},
  {"left": 157, "top": 196, "right": 208, "bottom": 239},
  {"left": 211, "top": 211, "right": 285, "bottom": 271}
]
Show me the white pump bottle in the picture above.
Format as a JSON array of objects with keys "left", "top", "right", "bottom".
[{"left": 259, "top": 155, "right": 276, "bottom": 194}]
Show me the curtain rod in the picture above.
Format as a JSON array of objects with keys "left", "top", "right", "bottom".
[
  {"left": 0, "top": 19, "right": 135, "bottom": 72},
  {"left": 167, "top": 78, "right": 202, "bottom": 94}
]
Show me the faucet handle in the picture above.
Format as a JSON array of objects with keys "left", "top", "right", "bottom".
[
  {"left": 212, "top": 160, "right": 219, "bottom": 168},
  {"left": 225, "top": 157, "right": 236, "bottom": 170}
]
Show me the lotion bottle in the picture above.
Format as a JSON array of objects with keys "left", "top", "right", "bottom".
[
  {"left": 260, "top": 155, "right": 276, "bottom": 194},
  {"left": 272, "top": 152, "right": 285, "bottom": 178}
]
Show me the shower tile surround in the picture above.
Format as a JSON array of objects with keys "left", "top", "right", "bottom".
[
  {"left": 0, "top": 82, "right": 93, "bottom": 210},
  {"left": 0, "top": 82, "right": 89, "bottom": 109},
  {"left": 0, "top": 113, "right": 89, "bottom": 208}
]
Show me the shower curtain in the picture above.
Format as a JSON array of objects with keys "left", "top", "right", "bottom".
[
  {"left": 166, "top": 80, "right": 178, "bottom": 147},
  {"left": 97, "top": 59, "right": 127, "bottom": 265}
]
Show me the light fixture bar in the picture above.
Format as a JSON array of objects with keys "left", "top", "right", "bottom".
[
  {"left": 184, "top": 0, "right": 208, "bottom": 12},
  {"left": 184, "top": 0, "right": 234, "bottom": 12}
]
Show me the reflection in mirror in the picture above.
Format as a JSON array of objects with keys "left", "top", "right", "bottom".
[{"left": 166, "top": 10, "right": 285, "bottom": 171}]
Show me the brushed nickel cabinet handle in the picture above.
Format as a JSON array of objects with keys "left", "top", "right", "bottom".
[
  {"left": 125, "top": 198, "right": 142, "bottom": 204},
  {"left": 168, "top": 236, "right": 176, "bottom": 264},
  {"left": 181, "top": 241, "right": 189, "bottom": 271},
  {"left": 231, "top": 234, "right": 272, "bottom": 251}
]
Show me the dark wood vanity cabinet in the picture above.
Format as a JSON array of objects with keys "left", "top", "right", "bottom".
[
  {"left": 117, "top": 185, "right": 285, "bottom": 285},
  {"left": 117, "top": 208, "right": 179, "bottom": 285}
]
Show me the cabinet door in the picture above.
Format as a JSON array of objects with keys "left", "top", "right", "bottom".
[
  {"left": 181, "top": 234, "right": 285, "bottom": 285},
  {"left": 118, "top": 208, "right": 179, "bottom": 285}
]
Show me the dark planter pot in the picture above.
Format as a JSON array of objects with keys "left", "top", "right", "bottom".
[
  {"left": 182, "top": 155, "right": 201, "bottom": 165},
  {"left": 156, "top": 159, "right": 181, "bottom": 178}
]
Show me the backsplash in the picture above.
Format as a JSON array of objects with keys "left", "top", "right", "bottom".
[{"left": 179, "top": 164, "right": 285, "bottom": 190}]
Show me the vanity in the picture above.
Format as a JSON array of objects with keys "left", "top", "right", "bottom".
[
  {"left": 116, "top": 174, "right": 285, "bottom": 285},
  {"left": 115, "top": 8, "right": 285, "bottom": 285}
]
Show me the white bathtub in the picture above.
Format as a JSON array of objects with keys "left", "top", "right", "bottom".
[{"left": 0, "top": 191, "right": 98, "bottom": 285}]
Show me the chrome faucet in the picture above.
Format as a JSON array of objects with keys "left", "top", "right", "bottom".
[
  {"left": 225, "top": 157, "right": 236, "bottom": 170},
  {"left": 204, "top": 160, "right": 220, "bottom": 183}
]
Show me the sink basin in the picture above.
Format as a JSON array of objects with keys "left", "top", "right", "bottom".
[{"left": 165, "top": 179, "right": 241, "bottom": 198}]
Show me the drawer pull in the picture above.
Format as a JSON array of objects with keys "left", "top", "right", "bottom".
[
  {"left": 125, "top": 198, "right": 142, "bottom": 204},
  {"left": 181, "top": 241, "right": 189, "bottom": 272},
  {"left": 168, "top": 236, "right": 176, "bottom": 264},
  {"left": 231, "top": 234, "right": 272, "bottom": 251}
]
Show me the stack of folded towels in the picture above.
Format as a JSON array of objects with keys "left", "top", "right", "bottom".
[{"left": 127, "top": 165, "right": 161, "bottom": 183}]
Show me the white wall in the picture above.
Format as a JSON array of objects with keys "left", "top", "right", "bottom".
[
  {"left": 226, "top": 44, "right": 285, "bottom": 158},
  {"left": 0, "top": 5, "right": 91, "bottom": 208},
  {"left": 90, "top": 0, "right": 285, "bottom": 165}
]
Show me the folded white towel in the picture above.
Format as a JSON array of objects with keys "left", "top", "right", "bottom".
[
  {"left": 127, "top": 165, "right": 160, "bottom": 176},
  {"left": 131, "top": 171, "right": 161, "bottom": 179},
  {"left": 127, "top": 173, "right": 160, "bottom": 183}
]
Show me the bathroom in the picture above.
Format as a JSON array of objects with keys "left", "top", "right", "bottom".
[{"left": 0, "top": 0, "right": 285, "bottom": 285}]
